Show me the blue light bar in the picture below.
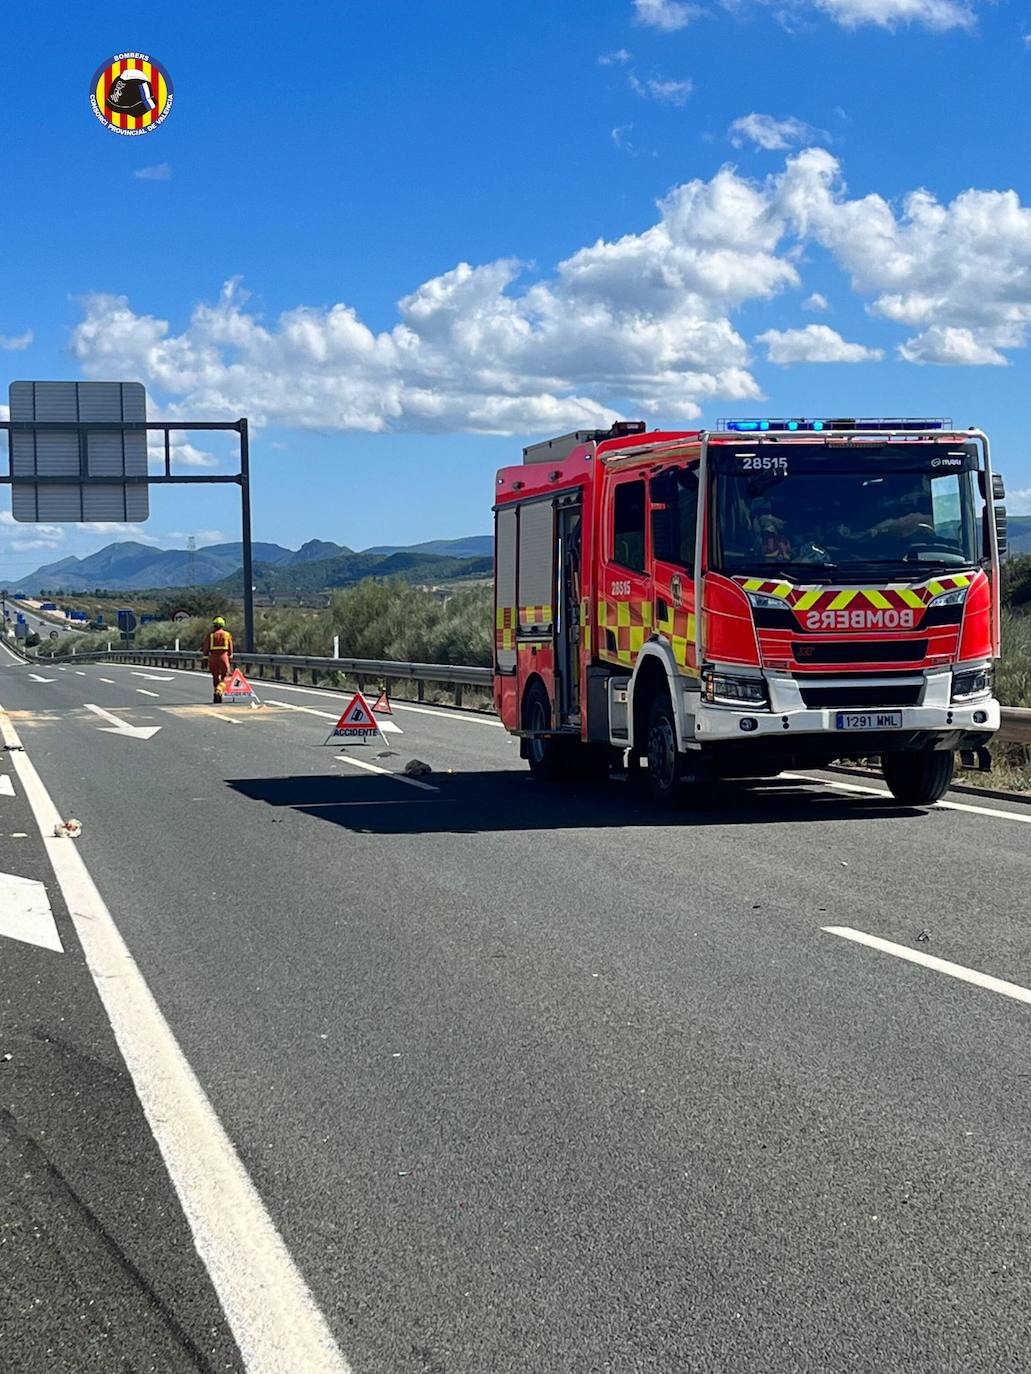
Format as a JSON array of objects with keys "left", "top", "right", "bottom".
[{"left": 718, "top": 417, "right": 951, "bottom": 434}]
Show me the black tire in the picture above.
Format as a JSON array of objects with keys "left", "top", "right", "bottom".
[
  {"left": 524, "top": 681, "right": 565, "bottom": 782},
  {"left": 881, "top": 751, "right": 954, "bottom": 806},
  {"left": 645, "top": 691, "right": 685, "bottom": 806}
]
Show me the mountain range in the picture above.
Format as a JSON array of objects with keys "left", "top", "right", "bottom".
[
  {"left": 9, "top": 535, "right": 494, "bottom": 595},
  {"left": 8, "top": 522, "right": 1029, "bottom": 595}
]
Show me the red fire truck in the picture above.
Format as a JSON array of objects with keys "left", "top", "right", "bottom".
[{"left": 493, "top": 417, "right": 1008, "bottom": 806}]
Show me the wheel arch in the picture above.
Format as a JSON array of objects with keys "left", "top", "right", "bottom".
[{"left": 628, "top": 643, "right": 686, "bottom": 754}]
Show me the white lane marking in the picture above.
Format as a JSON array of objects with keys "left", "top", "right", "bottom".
[
  {"left": 213, "top": 713, "right": 242, "bottom": 725},
  {"left": 58, "top": 667, "right": 68, "bottom": 672},
  {"left": 785, "top": 772, "right": 1031, "bottom": 827},
  {"left": 333, "top": 752, "right": 438, "bottom": 792},
  {"left": 84, "top": 703, "right": 161, "bottom": 741},
  {"left": 98, "top": 677, "right": 116, "bottom": 684},
  {"left": 136, "top": 688, "right": 161, "bottom": 698},
  {"left": 28, "top": 673, "right": 56, "bottom": 683},
  {"left": 824, "top": 926, "right": 1031, "bottom": 1009},
  {"left": 119, "top": 663, "right": 504, "bottom": 727},
  {"left": 266, "top": 698, "right": 402, "bottom": 734},
  {"left": 75, "top": 670, "right": 87, "bottom": 676},
  {"left": 0, "top": 872, "right": 63, "bottom": 952},
  {"left": 0, "top": 702, "right": 352, "bottom": 1372},
  {"left": 0, "top": 775, "right": 14, "bottom": 796},
  {"left": 132, "top": 672, "right": 174, "bottom": 681}
]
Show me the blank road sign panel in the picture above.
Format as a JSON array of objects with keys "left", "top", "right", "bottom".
[{"left": 9, "top": 380, "right": 149, "bottom": 522}]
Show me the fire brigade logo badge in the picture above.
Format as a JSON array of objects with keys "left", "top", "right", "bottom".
[
  {"left": 670, "top": 574, "right": 684, "bottom": 609},
  {"left": 89, "top": 53, "right": 173, "bottom": 135}
]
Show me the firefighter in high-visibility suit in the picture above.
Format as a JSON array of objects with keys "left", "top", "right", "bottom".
[{"left": 202, "top": 617, "right": 234, "bottom": 703}]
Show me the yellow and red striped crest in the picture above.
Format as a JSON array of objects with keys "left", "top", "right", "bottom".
[{"left": 89, "top": 53, "right": 174, "bottom": 136}]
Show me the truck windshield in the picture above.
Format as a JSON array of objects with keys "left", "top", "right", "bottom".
[{"left": 711, "top": 458, "right": 979, "bottom": 579}]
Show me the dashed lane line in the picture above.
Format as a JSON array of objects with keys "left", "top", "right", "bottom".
[
  {"left": 98, "top": 677, "right": 116, "bottom": 684},
  {"left": 0, "top": 701, "right": 352, "bottom": 1373},
  {"left": 824, "top": 926, "right": 1031, "bottom": 1010},
  {"left": 108, "top": 663, "right": 505, "bottom": 727},
  {"left": 136, "top": 688, "right": 161, "bottom": 698},
  {"left": 0, "top": 775, "right": 14, "bottom": 797}
]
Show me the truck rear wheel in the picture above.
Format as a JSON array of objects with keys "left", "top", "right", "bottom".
[
  {"left": 524, "top": 681, "right": 565, "bottom": 782},
  {"left": 881, "top": 751, "right": 954, "bottom": 806}
]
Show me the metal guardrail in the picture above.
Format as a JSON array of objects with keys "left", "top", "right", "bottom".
[
  {"left": 30, "top": 646, "right": 492, "bottom": 706},
  {"left": 10, "top": 637, "right": 1031, "bottom": 740}
]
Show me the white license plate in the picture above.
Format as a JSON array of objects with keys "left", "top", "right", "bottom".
[{"left": 835, "top": 711, "right": 904, "bottom": 731}]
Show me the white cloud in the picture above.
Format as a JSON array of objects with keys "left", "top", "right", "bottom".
[
  {"left": 78, "top": 522, "right": 163, "bottom": 544},
  {"left": 0, "top": 331, "right": 33, "bottom": 351},
  {"left": 807, "top": 0, "right": 975, "bottom": 30},
  {"left": 71, "top": 171, "right": 793, "bottom": 433},
  {"left": 757, "top": 324, "right": 883, "bottom": 363},
  {"left": 774, "top": 148, "right": 1031, "bottom": 365},
  {"left": 68, "top": 148, "right": 1031, "bottom": 436},
  {"left": 634, "top": 0, "right": 703, "bottom": 29},
  {"left": 0, "top": 510, "right": 66, "bottom": 552},
  {"left": 166, "top": 529, "right": 227, "bottom": 546},
  {"left": 1007, "top": 487, "right": 1031, "bottom": 516},
  {"left": 612, "top": 124, "right": 636, "bottom": 154},
  {"left": 146, "top": 438, "right": 219, "bottom": 469},
  {"left": 629, "top": 72, "right": 693, "bottom": 105},
  {"left": 599, "top": 48, "right": 632, "bottom": 64},
  {"left": 729, "top": 113, "right": 825, "bottom": 151},
  {"left": 897, "top": 325, "right": 1007, "bottom": 366},
  {"left": 802, "top": 291, "right": 829, "bottom": 311},
  {"left": 134, "top": 162, "right": 172, "bottom": 181}
]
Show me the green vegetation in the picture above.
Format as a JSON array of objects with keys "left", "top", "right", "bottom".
[
  {"left": 37, "top": 577, "right": 493, "bottom": 668},
  {"left": 1001, "top": 553, "right": 1031, "bottom": 611},
  {"left": 998, "top": 609, "right": 1031, "bottom": 709}
]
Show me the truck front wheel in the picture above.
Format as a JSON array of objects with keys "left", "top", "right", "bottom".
[
  {"left": 881, "top": 751, "right": 954, "bottom": 806},
  {"left": 645, "top": 692, "right": 685, "bottom": 806}
]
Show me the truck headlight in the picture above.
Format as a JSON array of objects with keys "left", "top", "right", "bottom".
[
  {"left": 952, "top": 665, "right": 993, "bottom": 701},
  {"left": 928, "top": 587, "right": 968, "bottom": 607},
  {"left": 746, "top": 591, "right": 791, "bottom": 611},
  {"left": 704, "top": 673, "right": 768, "bottom": 707}
]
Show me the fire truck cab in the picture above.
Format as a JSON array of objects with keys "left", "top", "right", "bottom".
[{"left": 493, "top": 417, "right": 1007, "bottom": 806}]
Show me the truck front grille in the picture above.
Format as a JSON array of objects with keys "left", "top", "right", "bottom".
[
  {"left": 797, "top": 681, "right": 923, "bottom": 710},
  {"left": 792, "top": 639, "right": 928, "bottom": 665}
]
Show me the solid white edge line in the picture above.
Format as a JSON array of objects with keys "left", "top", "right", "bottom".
[
  {"left": 334, "top": 753, "right": 439, "bottom": 792},
  {"left": 784, "top": 772, "right": 1031, "bottom": 826},
  {"left": 823, "top": 926, "right": 1031, "bottom": 1008},
  {"left": 0, "top": 702, "right": 352, "bottom": 1374}
]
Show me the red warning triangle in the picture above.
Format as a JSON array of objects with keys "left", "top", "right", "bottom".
[
  {"left": 330, "top": 691, "right": 382, "bottom": 742},
  {"left": 220, "top": 667, "right": 259, "bottom": 705},
  {"left": 371, "top": 690, "right": 392, "bottom": 715}
]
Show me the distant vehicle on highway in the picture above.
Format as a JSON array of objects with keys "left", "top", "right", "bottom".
[
  {"left": 39, "top": 601, "right": 57, "bottom": 611},
  {"left": 495, "top": 416, "right": 1006, "bottom": 807}
]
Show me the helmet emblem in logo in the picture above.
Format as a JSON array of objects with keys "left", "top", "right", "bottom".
[{"left": 89, "top": 53, "right": 173, "bottom": 135}]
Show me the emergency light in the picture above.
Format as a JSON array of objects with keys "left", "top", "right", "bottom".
[{"left": 717, "top": 417, "right": 951, "bottom": 434}]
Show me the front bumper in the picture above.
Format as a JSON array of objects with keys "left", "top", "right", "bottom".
[{"left": 693, "top": 695, "right": 1000, "bottom": 743}]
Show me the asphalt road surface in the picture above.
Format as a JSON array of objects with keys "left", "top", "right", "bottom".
[{"left": 2, "top": 638, "right": 1031, "bottom": 1373}]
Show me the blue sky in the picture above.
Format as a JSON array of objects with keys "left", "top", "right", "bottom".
[{"left": 2, "top": 0, "right": 1030, "bottom": 582}]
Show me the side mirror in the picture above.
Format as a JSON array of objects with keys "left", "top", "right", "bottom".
[{"left": 978, "top": 470, "right": 1006, "bottom": 501}]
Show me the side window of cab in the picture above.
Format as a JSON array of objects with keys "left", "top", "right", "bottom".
[{"left": 612, "top": 479, "right": 646, "bottom": 573}]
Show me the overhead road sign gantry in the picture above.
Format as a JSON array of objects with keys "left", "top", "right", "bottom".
[{"left": 0, "top": 382, "right": 257, "bottom": 653}]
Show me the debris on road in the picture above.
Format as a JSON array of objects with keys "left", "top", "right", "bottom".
[
  {"left": 53, "top": 818, "right": 82, "bottom": 838},
  {"left": 403, "top": 759, "right": 432, "bottom": 778},
  {"left": 916, "top": 928, "right": 931, "bottom": 942}
]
